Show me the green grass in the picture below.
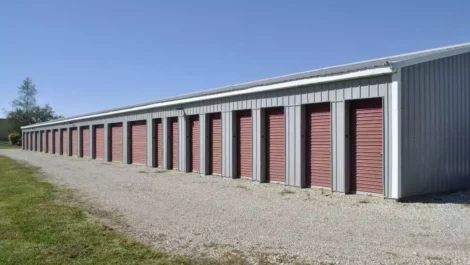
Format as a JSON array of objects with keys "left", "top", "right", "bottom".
[
  {"left": 0, "top": 155, "right": 221, "bottom": 265},
  {"left": 0, "top": 143, "right": 21, "bottom": 149}
]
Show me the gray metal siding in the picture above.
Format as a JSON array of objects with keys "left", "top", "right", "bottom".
[{"left": 401, "top": 52, "right": 470, "bottom": 197}]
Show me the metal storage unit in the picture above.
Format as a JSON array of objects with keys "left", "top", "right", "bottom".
[
  {"left": 170, "top": 118, "right": 179, "bottom": 169},
  {"left": 210, "top": 113, "right": 222, "bottom": 175},
  {"left": 110, "top": 123, "right": 123, "bottom": 162},
  {"left": 20, "top": 43, "right": 470, "bottom": 199},
  {"left": 81, "top": 127, "right": 90, "bottom": 157},
  {"left": 71, "top": 128, "right": 78, "bottom": 156},
  {"left": 130, "top": 121, "right": 146, "bottom": 164},
  {"left": 350, "top": 98, "right": 383, "bottom": 194},
  {"left": 237, "top": 110, "right": 252, "bottom": 178},
  {"left": 306, "top": 103, "right": 331, "bottom": 188},
  {"left": 155, "top": 119, "right": 163, "bottom": 167},
  {"left": 190, "top": 116, "right": 200, "bottom": 172},
  {"left": 94, "top": 125, "right": 105, "bottom": 160}
]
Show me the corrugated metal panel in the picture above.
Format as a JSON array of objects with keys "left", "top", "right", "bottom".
[
  {"left": 130, "top": 121, "right": 146, "bottom": 164},
  {"left": 307, "top": 103, "right": 331, "bottom": 188},
  {"left": 221, "top": 111, "right": 236, "bottom": 178},
  {"left": 94, "top": 126, "right": 105, "bottom": 160},
  {"left": 350, "top": 98, "right": 383, "bottom": 194},
  {"left": 190, "top": 116, "right": 200, "bottom": 172},
  {"left": 285, "top": 105, "right": 304, "bottom": 187},
  {"left": 238, "top": 110, "right": 252, "bottom": 178},
  {"left": 199, "top": 114, "right": 209, "bottom": 175},
  {"left": 266, "top": 108, "right": 285, "bottom": 182},
  {"left": 210, "top": 113, "right": 222, "bottom": 175},
  {"left": 401, "top": 52, "right": 470, "bottom": 197},
  {"left": 156, "top": 119, "right": 163, "bottom": 167},
  {"left": 81, "top": 127, "right": 90, "bottom": 157},
  {"left": 71, "top": 128, "right": 78, "bottom": 156},
  {"left": 33, "top": 132, "right": 36, "bottom": 151},
  {"left": 171, "top": 117, "right": 179, "bottom": 169},
  {"left": 110, "top": 123, "right": 123, "bottom": 162}
]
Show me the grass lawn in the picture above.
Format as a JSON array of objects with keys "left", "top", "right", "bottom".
[
  {"left": 0, "top": 155, "right": 220, "bottom": 265},
  {"left": 0, "top": 143, "right": 21, "bottom": 149}
]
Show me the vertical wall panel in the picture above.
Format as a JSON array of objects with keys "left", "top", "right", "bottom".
[
  {"left": 54, "top": 130, "right": 59, "bottom": 154},
  {"left": 285, "top": 106, "right": 304, "bottom": 187},
  {"left": 401, "top": 52, "right": 470, "bottom": 197},
  {"left": 199, "top": 114, "right": 210, "bottom": 175},
  {"left": 162, "top": 118, "right": 170, "bottom": 169},
  {"left": 123, "top": 121, "right": 129, "bottom": 163},
  {"left": 221, "top": 112, "right": 236, "bottom": 178}
]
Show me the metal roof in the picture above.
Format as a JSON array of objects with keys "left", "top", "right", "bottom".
[{"left": 22, "top": 42, "right": 470, "bottom": 129}]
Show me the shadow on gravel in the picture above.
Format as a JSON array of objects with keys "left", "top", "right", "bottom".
[{"left": 399, "top": 189, "right": 470, "bottom": 205}]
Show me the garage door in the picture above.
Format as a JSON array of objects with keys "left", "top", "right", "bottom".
[
  {"left": 33, "top": 132, "right": 37, "bottom": 151},
  {"left": 350, "top": 98, "right": 383, "bottom": 194},
  {"left": 81, "top": 127, "right": 90, "bottom": 158},
  {"left": 94, "top": 125, "right": 105, "bottom": 160},
  {"left": 307, "top": 103, "right": 331, "bottom": 188},
  {"left": 210, "top": 113, "right": 222, "bottom": 175},
  {"left": 266, "top": 108, "right": 285, "bottom": 182},
  {"left": 190, "top": 116, "right": 199, "bottom": 172},
  {"left": 61, "top": 129, "right": 67, "bottom": 155},
  {"left": 237, "top": 110, "right": 252, "bottom": 178},
  {"left": 155, "top": 120, "right": 163, "bottom": 167},
  {"left": 110, "top": 123, "right": 123, "bottom": 162},
  {"left": 171, "top": 118, "right": 179, "bottom": 169},
  {"left": 131, "top": 121, "right": 147, "bottom": 164},
  {"left": 54, "top": 130, "right": 59, "bottom": 154},
  {"left": 40, "top": 131, "right": 44, "bottom": 152},
  {"left": 47, "top": 131, "right": 51, "bottom": 153},
  {"left": 71, "top": 128, "right": 78, "bottom": 156}
]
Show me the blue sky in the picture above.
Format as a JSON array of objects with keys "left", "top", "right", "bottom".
[{"left": 1, "top": 0, "right": 468, "bottom": 118}]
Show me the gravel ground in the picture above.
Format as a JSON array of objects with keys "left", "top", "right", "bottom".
[{"left": 2, "top": 149, "right": 470, "bottom": 265}]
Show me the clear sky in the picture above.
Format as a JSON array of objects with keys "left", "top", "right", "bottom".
[{"left": 1, "top": 0, "right": 468, "bottom": 118}]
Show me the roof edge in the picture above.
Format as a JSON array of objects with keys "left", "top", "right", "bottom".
[{"left": 22, "top": 66, "right": 393, "bottom": 130}]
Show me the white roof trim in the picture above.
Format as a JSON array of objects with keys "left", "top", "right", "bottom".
[{"left": 22, "top": 66, "right": 393, "bottom": 129}]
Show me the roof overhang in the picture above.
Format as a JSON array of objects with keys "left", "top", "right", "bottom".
[{"left": 21, "top": 66, "right": 393, "bottom": 129}]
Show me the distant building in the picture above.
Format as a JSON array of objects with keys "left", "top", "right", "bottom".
[{"left": 0, "top": 119, "right": 10, "bottom": 141}]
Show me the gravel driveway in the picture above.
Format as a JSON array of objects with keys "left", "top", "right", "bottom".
[{"left": 2, "top": 149, "right": 470, "bottom": 264}]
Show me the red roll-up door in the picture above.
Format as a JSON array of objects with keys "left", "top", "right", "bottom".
[
  {"left": 71, "top": 128, "right": 78, "bottom": 156},
  {"left": 131, "top": 121, "right": 147, "bottom": 165},
  {"left": 171, "top": 118, "right": 179, "bottom": 169},
  {"left": 266, "top": 108, "right": 285, "bottom": 182},
  {"left": 238, "top": 110, "right": 252, "bottom": 178},
  {"left": 47, "top": 131, "right": 51, "bottom": 153},
  {"left": 210, "top": 113, "right": 222, "bottom": 175},
  {"left": 41, "top": 131, "right": 45, "bottom": 152},
  {"left": 54, "top": 130, "right": 59, "bottom": 154},
  {"left": 94, "top": 125, "right": 105, "bottom": 160},
  {"left": 350, "top": 98, "right": 383, "bottom": 194},
  {"left": 190, "top": 116, "right": 200, "bottom": 172},
  {"left": 155, "top": 120, "right": 163, "bottom": 167},
  {"left": 33, "top": 132, "right": 37, "bottom": 151},
  {"left": 110, "top": 123, "right": 123, "bottom": 162},
  {"left": 81, "top": 127, "right": 90, "bottom": 158},
  {"left": 307, "top": 103, "right": 331, "bottom": 188},
  {"left": 61, "top": 129, "right": 67, "bottom": 155}
]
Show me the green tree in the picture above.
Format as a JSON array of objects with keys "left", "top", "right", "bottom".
[{"left": 5, "top": 78, "right": 62, "bottom": 132}]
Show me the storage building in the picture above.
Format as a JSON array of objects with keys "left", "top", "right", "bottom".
[{"left": 21, "top": 43, "right": 470, "bottom": 199}]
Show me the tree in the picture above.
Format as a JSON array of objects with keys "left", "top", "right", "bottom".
[{"left": 5, "top": 78, "right": 62, "bottom": 133}]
